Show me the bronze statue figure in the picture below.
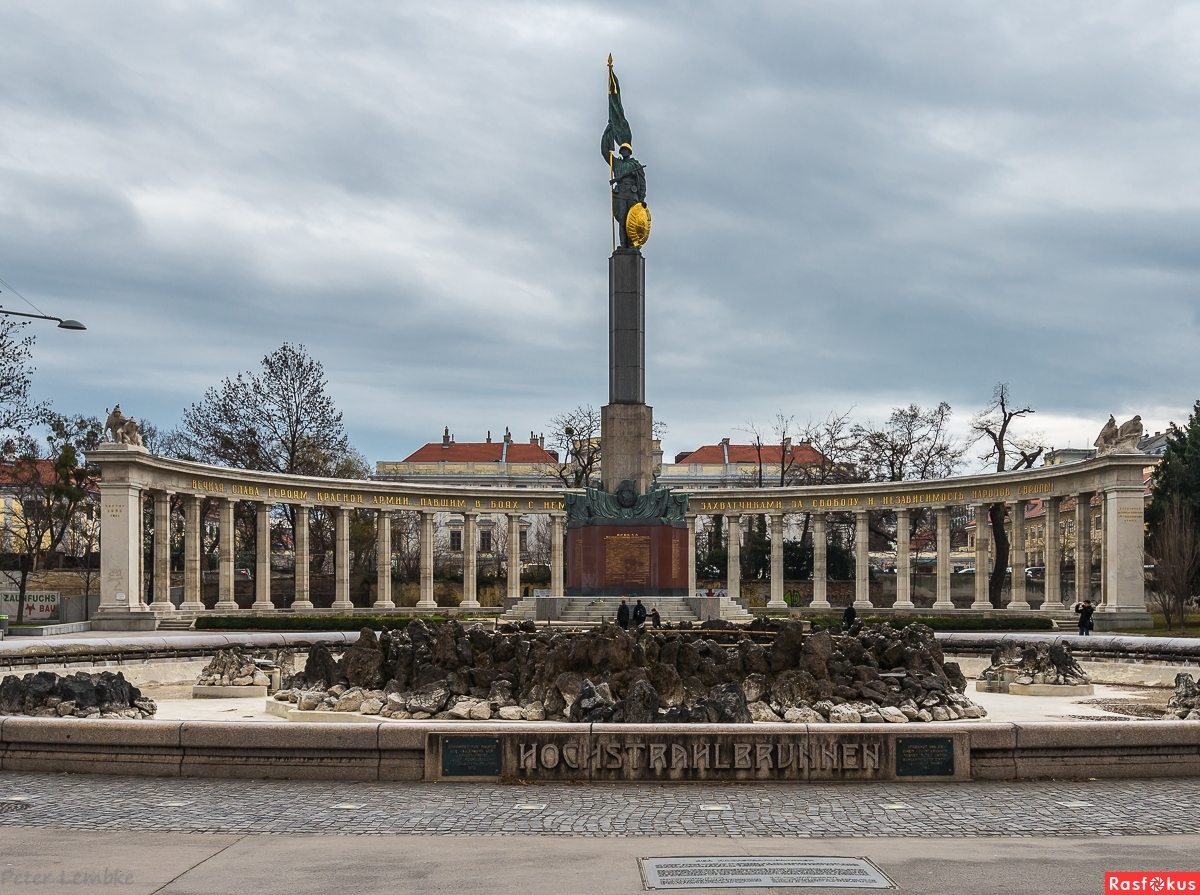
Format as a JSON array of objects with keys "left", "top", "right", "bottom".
[{"left": 603, "top": 56, "right": 650, "bottom": 250}]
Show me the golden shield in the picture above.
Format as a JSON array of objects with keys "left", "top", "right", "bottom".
[{"left": 625, "top": 202, "right": 651, "bottom": 247}]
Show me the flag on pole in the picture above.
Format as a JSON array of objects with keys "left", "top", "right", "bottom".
[{"left": 602, "top": 56, "right": 632, "bottom": 163}]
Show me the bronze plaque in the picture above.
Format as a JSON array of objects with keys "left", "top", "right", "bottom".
[
  {"left": 895, "top": 737, "right": 954, "bottom": 777},
  {"left": 605, "top": 533, "right": 650, "bottom": 585}
]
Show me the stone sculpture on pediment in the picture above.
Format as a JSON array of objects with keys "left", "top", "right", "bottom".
[{"left": 1094, "top": 414, "right": 1143, "bottom": 455}]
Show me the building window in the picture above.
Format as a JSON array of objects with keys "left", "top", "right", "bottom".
[
  {"left": 480, "top": 530, "right": 492, "bottom": 553},
  {"left": 519, "top": 530, "right": 527, "bottom": 551},
  {"left": 450, "top": 530, "right": 462, "bottom": 552}
]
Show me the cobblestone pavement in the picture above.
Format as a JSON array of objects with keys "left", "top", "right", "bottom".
[{"left": 0, "top": 773, "right": 1197, "bottom": 838}]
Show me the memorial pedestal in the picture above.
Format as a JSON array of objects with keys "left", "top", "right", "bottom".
[{"left": 566, "top": 519, "right": 688, "bottom": 596}]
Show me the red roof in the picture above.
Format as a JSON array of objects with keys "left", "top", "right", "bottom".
[
  {"left": 402, "top": 442, "right": 558, "bottom": 464},
  {"left": 0, "top": 458, "right": 57, "bottom": 486},
  {"left": 674, "top": 443, "right": 827, "bottom": 465}
]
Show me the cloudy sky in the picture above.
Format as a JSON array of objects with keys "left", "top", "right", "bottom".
[{"left": 3, "top": 2, "right": 1197, "bottom": 471}]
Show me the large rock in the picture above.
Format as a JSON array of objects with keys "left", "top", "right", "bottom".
[
  {"left": 622, "top": 680, "right": 660, "bottom": 724},
  {"left": 341, "top": 628, "right": 386, "bottom": 690},
  {"left": 770, "top": 670, "right": 821, "bottom": 712},
  {"left": 770, "top": 622, "right": 807, "bottom": 673},
  {"left": 406, "top": 681, "right": 451, "bottom": 715},
  {"left": 568, "top": 679, "right": 613, "bottom": 722},
  {"left": 303, "top": 643, "right": 342, "bottom": 688},
  {"left": 0, "top": 675, "right": 24, "bottom": 713},
  {"left": 647, "top": 663, "right": 683, "bottom": 707},
  {"left": 797, "top": 631, "right": 833, "bottom": 681},
  {"left": 705, "top": 682, "right": 752, "bottom": 724},
  {"left": 748, "top": 701, "right": 782, "bottom": 722}
]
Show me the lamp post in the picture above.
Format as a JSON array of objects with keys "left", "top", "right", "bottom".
[{"left": 0, "top": 305, "right": 86, "bottom": 330}]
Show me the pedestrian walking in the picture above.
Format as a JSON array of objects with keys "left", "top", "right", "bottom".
[
  {"left": 616, "top": 598, "right": 630, "bottom": 630},
  {"left": 1074, "top": 598, "right": 1095, "bottom": 636},
  {"left": 633, "top": 597, "right": 647, "bottom": 628}
]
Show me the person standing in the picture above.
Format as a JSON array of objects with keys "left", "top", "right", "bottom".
[
  {"left": 633, "top": 597, "right": 647, "bottom": 628},
  {"left": 616, "top": 598, "right": 631, "bottom": 630},
  {"left": 1074, "top": 598, "right": 1095, "bottom": 636},
  {"left": 650, "top": 607, "right": 662, "bottom": 628},
  {"left": 842, "top": 604, "right": 857, "bottom": 630}
]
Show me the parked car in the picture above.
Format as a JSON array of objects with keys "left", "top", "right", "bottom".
[
  {"left": 1025, "top": 566, "right": 1046, "bottom": 581},
  {"left": 200, "top": 568, "right": 253, "bottom": 582},
  {"left": 953, "top": 567, "right": 975, "bottom": 574}
]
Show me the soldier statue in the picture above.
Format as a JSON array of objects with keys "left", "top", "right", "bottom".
[{"left": 602, "top": 56, "right": 650, "bottom": 251}]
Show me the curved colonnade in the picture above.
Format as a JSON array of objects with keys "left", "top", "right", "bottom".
[{"left": 88, "top": 444, "right": 1151, "bottom": 626}]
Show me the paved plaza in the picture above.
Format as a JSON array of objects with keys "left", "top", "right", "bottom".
[{"left": 0, "top": 773, "right": 1197, "bottom": 894}]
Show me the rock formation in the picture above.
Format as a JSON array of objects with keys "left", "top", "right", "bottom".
[
  {"left": 272, "top": 620, "right": 986, "bottom": 724},
  {"left": 195, "top": 647, "right": 294, "bottom": 688},
  {"left": 978, "top": 641, "right": 1091, "bottom": 687},
  {"left": 0, "top": 670, "right": 156, "bottom": 719},
  {"left": 1164, "top": 672, "right": 1200, "bottom": 720}
]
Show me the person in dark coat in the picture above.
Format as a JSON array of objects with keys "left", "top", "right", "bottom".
[
  {"left": 842, "top": 604, "right": 857, "bottom": 630},
  {"left": 650, "top": 607, "right": 662, "bottom": 628},
  {"left": 632, "top": 598, "right": 647, "bottom": 627},
  {"left": 616, "top": 598, "right": 631, "bottom": 630},
  {"left": 1074, "top": 599, "right": 1095, "bottom": 636}
]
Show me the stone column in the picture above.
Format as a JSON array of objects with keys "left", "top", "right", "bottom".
[
  {"left": 151, "top": 491, "right": 174, "bottom": 612},
  {"left": 1008, "top": 500, "right": 1030, "bottom": 610},
  {"left": 214, "top": 498, "right": 238, "bottom": 611},
  {"left": 507, "top": 513, "right": 522, "bottom": 601},
  {"left": 1075, "top": 493, "right": 1093, "bottom": 604},
  {"left": 1104, "top": 484, "right": 1149, "bottom": 614},
  {"left": 767, "top": 513, "right": 787, "bottom": 609},
  {"left": 460, "top": 512, "right": 481, "bottom": 608},
  {"left": 894, "top": 508, "right": 914, "bottom": 609},
  {"left": 726, "top": 514, "right": 741, "bottom": 603},
  {"left": 1042, "top": 497, "right": 1064, "bottom": 609},
  {"left": 181, "top": 495, "right": 205, "bottom": 611},
  {"left": 374, "top": 510, "right": 395, "bottom": 609},
  {"left": 853, "top": 509, "right": 872, "bottom": 610},
  {"left": 416, "top": 510, "right": 437, "bottom": 609},
  {"left": 811, "top": 513, "right": 830, "bottom": 609},
  {"left": 331, "top": 507, "right": 354, "bottom": 612},
  {"left": 970, "top": 503, "right": 992, "bottom": 610},
  {"left": 685, "top": 514, "right": 697, "bottom": 597},
  {"left": 97, "top": 481, "right": 146, "bottom": 615},
  {"left": 291, "top": 506, "right": 313, "bottom": 610},
  {"left": 933, "top": 507, "right": 953, "bottom": 609},
  {"left": 252, "top": 502, "right": 274, "bottom": 610},
  {"left": 1100, "top": 495, "right": 1109, "bottom": 609},
  {"left": 549, "top": 514, "right": 564, "bottom": 598}
]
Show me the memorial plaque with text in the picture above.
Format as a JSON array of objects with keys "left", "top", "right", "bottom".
[
  {"left": 605, "top": 533, "right": 651, "bottom": 585},
  {"left": 441, "top": 736, "right": 502, "bottom": 777},
  {"left": 895, "top": 737, "right": 955, "bottom": 777}
]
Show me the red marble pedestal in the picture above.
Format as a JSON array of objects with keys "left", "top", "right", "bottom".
[{"left": 565, "top": 520, "right": 688, "bottom": 596}]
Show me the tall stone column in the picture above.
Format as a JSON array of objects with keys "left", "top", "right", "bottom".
[
  {"left": 416, "top": 510, "right": 436, "bottom": 609},
  {"left": 767, "top": 513, "right": 787, "bottom": 609},
  {"left": 331, "top": 507, "right": 354, "bottom": 612},
  {"left": 507, "top": 513, "right": 522, "bottom": 601},
  {"left": 1042, "top": 497, "right": 1064, "bottom": 609},
  {"left": 600, "top": 250, "right": 653, "bottom": 493},
  {"left": 1075, "top": 493, "right": 1093, "bottom": 604},
  {"left": 853, "top": 509, "right": 872, "bottom": 610},
  {"left": 252, "top": 502, "right": 274, "bottom": 610},
  {"left": 461, "top": 512, "right": 480, "bottom": 608},
  {"left": 1008, "top": 500, "right": 1030, "bottom": 610},
  {"left": 1099, "top": 496, "right": 1109, "bottom": 609},
  {"left": 292, "top": 506, "right": 313, "bottom": 611},
  {"left": 1104, "top": 485, "right": 1149, "bottom": 614},
  {"left": 685, "top": 515, "right": 697, "bottom": 597},
  {"left": 726, "top": 514, "right": 741, "bottom": 602},
  {"left": 214, "top": 498, "right": 238, "bottom": 611},
  {"left": 151, "top": 491, "right": 174, "bottom": 612},
  {"left": 971, "top": 503, "right": 992, "bottom": 610},
  {"left": 97, "top": 481, "right": 146, "bottom": 615},
  {"left": 181, "top": 495, "right": 204, "bottom": 611},
  {"left": 549, "top": 514, "right": 564, "bottom": 598},
  {"left": 811, "top": 513, "right": 830, "bottom": 609},
  {"left": 374, "top": 510, "right": 395, "bottom": 609},
  {"left": 894, "top": 508, "right": 914, "bottom": 609},
  {"left": 933, "top": 507, "right": 953, "bottom": 609}
]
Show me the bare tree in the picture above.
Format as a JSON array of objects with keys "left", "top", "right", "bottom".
[
  {"left": 1147, "top": 497, "right": 1200, "bottom": 633},
  {"left": 971, "top": 383, "right": 1045, "bottom": 607},
  {"left": 0, "top": 318, "right": 49, "bottom": 440},
  {"left": 853, "top": 403, "right": 964, "bottom": 483},
  {"left": 547, "top": 405, "right": 603, "bottom": 488}
]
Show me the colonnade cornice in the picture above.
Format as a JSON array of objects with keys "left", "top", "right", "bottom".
[{"left": 87, "top": 447, "right": 1146, "bottom": 515}]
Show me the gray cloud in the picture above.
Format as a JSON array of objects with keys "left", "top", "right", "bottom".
[{"left": 2, "top": 1, "right": 1196, "bottom": 469}]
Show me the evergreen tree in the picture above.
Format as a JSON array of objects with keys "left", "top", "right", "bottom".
[{"left": 1148, "top": 400, "right": 1200, "bottom": 536}]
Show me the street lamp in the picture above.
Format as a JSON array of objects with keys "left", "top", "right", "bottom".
[{"left": 0, "top": 300, "right": 86, "bottom": 330}]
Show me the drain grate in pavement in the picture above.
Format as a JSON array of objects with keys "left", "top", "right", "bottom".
[
  {"left": 0, "top": 802, "right": 30, "bottom": 814},
  {"left": 638, "top": 857, "right": 897, "bottom": 890}
]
